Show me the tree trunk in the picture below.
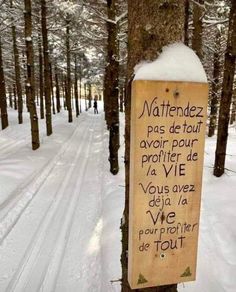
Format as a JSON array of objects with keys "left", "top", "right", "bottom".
[
  {"left": 41, "top": 0, "right": 52, "bottom": 135},
  {"left": 0, "top": 38, "right": 9, "bottom": 130},
  {"left": 74, "top": 55, "right": 79, "bottom": 117},
  {"left": 55, "top": 65, "right": 61, "bottom": 113},
  {"left": 88, "top": 82, "right": 92, "bottom": 109},
  {"left": 38, "top": 33, "right": 44, "bottom": 119},
  {"left": 36, "top": 85, "right": 39, "bottom": 106},
  {"left": 214, "top": 0, "right": 236, "bottom": 177},
  {"left": 84, "top": 83, "right": 88, "bottom": 111},
  {"left": 208, "top": 30, "right": 221, "bottom": 137},
  {"left": 184, "top": 0, "right": 189, "bottom": 45},
  {"left": 24, "top": 0, "right": 40, "bottom": 150},
  {"left": 66, "top": 18, "right": 73, "bottom": 122},
  {"left": 9, "top": 87, "right": 13, "bottom": 108},
  {"left": 230, "top": 86, "right": 236, "bottom": 124},
  {"left": 79, "top": 72, "right": 82, "bottom": 113},
  {"left": 49, "top": 62, "right": 56, "bottom": 115},
  {"left": 121, "top": 1, "right": 185, "bottom": 291},
  {"left": 106, "top": 0, "right": 120, "bottom": 175},
  {"left": 13, "top": 84, "right": 17, "bottom": 110},
  {"left": 64, "top": 77, "right": 67, "bottom": 109},
  {"left": 10, "top": 0, "right": 23, "bottom": 124},
  {"left": 120, "top": 89, "right": 124, "bottom": 112},
  {"left": 103, "top": 69, "right": 109, "bottom": 123},
  {"left": 192, "top": 0, "right": 204, "bottom": 60}
]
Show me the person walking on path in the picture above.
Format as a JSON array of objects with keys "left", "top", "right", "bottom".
[{"left": 93, "top": 99, "right": 98, "bottom": 114}]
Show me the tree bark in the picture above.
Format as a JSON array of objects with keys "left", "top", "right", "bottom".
[
  {"left": 64, "top": 77, "right": 67, "bottom": 109},
  {"left": 84, "top": 83, "right": 88, "bottom": 111},
  {"left": 24, "top": 0, "right": 40, "bottom": 150},
  {"left": 184, "top": 0, "right": 189, "bottom": 45},
  {"left": 208, "top": 30, "right": 221, "bottom": 137},
  {"left": 9, "top": 87, "right": 13, "bottom": 108},
  {"left": 121, "top": 1, "right": 185, "bottom": 291},
  {"left": 106, "top": 0, "right": 120, "bottom": 175},
  {"left": 88, "top": 82, "right": 92, "bottom": 109},
  {"left": 55, "top": 65, "right": 61, "bottom": 113},
  {"left": 79, "top": 66, "right": 82, "bottom": 113},
  {"left": 38, "top": 33, "right": 44, "bottom": 119},
  {"left": 192, "top": 0, "right": 204, "bottom": 60},
  {"left": 49, "top": 62, "right": 56, "bottom": 115},
  {"left": 74, "top": 55, "right": 79, "bottom": 117},
  {"left": 0, "top": 38, "right": 8, "bottom": 130},
  {"left": 120, "top": 90, "right": 124, "bottom": 113},
  {"left": 230, "top": 86, "right": 236, "bottom": 124},
  {"left": 214, "top": 0, "right": 236, "bottom": 177},
  {"left": 41, "top": 0, "right": 52, "bottom": 135},
  {"left": 66, "top": 18, "right": 73, "bottom": 122},
  {"left": 13, "top": 84, "right": 17, "bottom": 110},
  {"left": 10, "top": 0, "right": 23, "bottom": 124}
]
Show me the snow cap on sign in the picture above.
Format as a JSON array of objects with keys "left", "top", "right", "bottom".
[{"left": 134, "top": 42, "right": 208, "bottom": 83}]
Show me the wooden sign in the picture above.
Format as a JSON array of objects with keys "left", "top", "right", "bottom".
[{"left": 128, "top": 80, "right": 208, "bottom": 289}]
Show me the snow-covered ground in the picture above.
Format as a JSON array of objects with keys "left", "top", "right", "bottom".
[
  {"left": 0, "top": 103, "right": 236, "bottom": 292},
  {"left": 0, "top": 103, "right": 124, "bottom": 292},
  {"left": 179, "top": 123, "right": 236, "bottom": 292}
]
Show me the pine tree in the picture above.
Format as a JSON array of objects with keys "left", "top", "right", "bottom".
[
  {"left": 24, "top": 0, "right": 40, "bottom": 150},
  {"left": 105, "top": 0, "right": 120, "bottom": 175},
  {"left": 38, "top": 33, "right": 44, "bottom": 119},
  {"left": 41, "top": 0, "right": 52, "bottom": 135},
  {"left": 184, "top": 0, "right": 190, "bottom": 45},
  {"left": 192, "top": 0, "right": 204, "bottom": 60},
  {"left": 208, "top": 29, "right": 221, "bottom": 137},
  {"left": 66, "top": 15, "right": 73, "bottom": 123},
  {"left": 0, "top": 38, "right": 9, "bottom": 130},
  {"left": 10, "top": 0, "right": 23, "bottom": 124},
  {"left": 49, "top": 62, "right": 56, "bottom": 115},
  {"left": 230, "top": 83, "right": 236, "bottom": 124},
  {"left": 74, "top": 55, "right": 79, "bottom": 117},
  {"left": 55, "top": 64, "right": 61, "bottom": 113},
  {"left": 214, "top": 0, "right": 236, "bottom": 177}
]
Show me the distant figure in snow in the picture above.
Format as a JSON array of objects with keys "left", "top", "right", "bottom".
[{"left": 93, "top": 99, "right": 98, "bottom": 114}]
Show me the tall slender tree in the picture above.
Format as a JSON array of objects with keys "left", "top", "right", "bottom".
[
  {"left": 66, "top": 15, "right": 73, "bottom": 123},
  {"left": 0, "top": 38, "right": 9, "bottom": 130},
  {"left": 106, "top": 0, "right": 120, "bottom": 175},
  {"left": 55, "top": 64, "right": 61, "bottom": 113},
  {"left": 84, "top": 82, "right": 88, "bottom": 111},
  {"left": 184, "top": 0, "right": 190, "bottom": 45},
  {"left": 24, "top": 0, "right": 40, "bottom": 150},
  {"left": 88, "top": 82, "right": 92, "bottom": 109},
  {"left": 38, "top": 33, "right": 44, "bottom": 119},
  {"left": 208, "top": 29, "right": 221, "bottom": 137},
  {"left": 74, "top": 55, "right": 79, "bottom": 117},
  {"left": 192, "top": 0, "right": 204, "bottom": 60},
  {"left": 9, "top": 86, "right": 13, "bottom": 108},
  {"left": 41, "top": 0, "right": 52, "bottom": 135},
  {"left": 121, "top": 1, "right": 185, "bottom": 291},
  {"left": 10, "top": 0, "right": 23, "bottom": 124},
  {"left": 214, "top": 0, "right": 236, "bottom": 177},
  {"left": 13, "top": 83, "right": 17, "bottom": 110},
  {"left": 49, "top": 62, "right": 56, "bottom": 115},
  {"left": 79, "top": 59, "right": 82, "bottom": 113},
  {"left": 230, "top": 84, "right": 236, "bottom": 124}
]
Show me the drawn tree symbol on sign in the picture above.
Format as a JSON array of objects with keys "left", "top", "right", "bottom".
[
  {"left": 181, "top": 267, "right": 192, "bottom": 277},
  {"left": 137, "top": 273, "right": 148, "bottom": 285}
]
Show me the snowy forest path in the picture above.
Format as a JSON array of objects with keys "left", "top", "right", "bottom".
[
  {"left": 0, "top": 113, "right": 62, "bottom": 161},
  {"left": 0, "top": 112, "right": 74, "bottom": 221},
  {"left": 0, "top": 111, "right": 107, "bottom": 292},
  {"left": 0, "top": 114, "right": 87, "bottom": 243}
]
